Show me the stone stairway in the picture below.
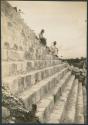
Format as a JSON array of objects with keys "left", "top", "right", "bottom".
[
  {"left": 1, "top": 1, "right": 85, "bottom": 124},
  {"left": 75, "top": 82, "right": 84, "bottom": 123},
  {"left": 47, "top": 75, "right": 75, "bottom": 123},
  {"left": 15, "top": 60, "right": 84, "bottom": 124},
  {"left": 18, "top": 63, "right": 68, "bottom": 108},
  {"left": 60, "top": 79, "right": 78, "bottom": 123}
]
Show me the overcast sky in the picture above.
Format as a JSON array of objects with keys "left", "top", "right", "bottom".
[{"left": 8, "top": 1, "right": 87, "bottom": 59}]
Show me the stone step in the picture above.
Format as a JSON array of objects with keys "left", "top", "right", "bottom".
[
  {"left": 47, "top": 75, "right": 75, "bottom": 123},
  {"left": 2, "top": 49, "right": 24, "bottom": 61},
  {"left": 36, "top": 72, "right": 71, "bottom": 123},
  {"left": 51, "top": 71, "right": 71, "bottom": 103},
  {"left": 61, "top": 79, "right": 78, "bottom": 123},
  {"left": 2, "top": 48, "right": 61, "bottom": 61},
  {"left": 3, "top": 63, "right": 67, "bottom": 94},
  {"left": 75, "top": 82, "right": 84, "bottom": 123},
  {"left": 2, "top": 59, "right": 62, "bottom": 77},
  {"left": 19, "top": 67, "right": 68, "bottom": 109},
  {"left": 83, "top": 86, "right": 87, "bottom": 123},
  {"left": 36, "top": 96, "right": 54, "bottom": 123}
]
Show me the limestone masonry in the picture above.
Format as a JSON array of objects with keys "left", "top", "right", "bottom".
[{"left": 1, "top": 1, "right": 86, "bottom": 123}]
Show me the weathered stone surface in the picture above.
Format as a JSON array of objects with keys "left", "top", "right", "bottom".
[
  {"left": 2, "top": 62, "right": 10, "bottom": 76},
  {"left": 2, "top": 49, "right": 8, "bottom": 61},
  {"left": 48, "top": 76, "right": 75, "bottom": 123},
  {"left": 1, "top": 1, "right": 86, "bottom": 124},
  {"left": 2, "top": 106, "right": 10, "bottom": 118},
  {"left": 61, "top": 79, "right": 78, "bottom": 123},
  {"left": 76, "top": 82, "right": 84, "bottom": 123},
  {"left": 36, "top": 96, "right": 54, "bottom": 122},
  {"left": 24, "top": 75, "right": 31, "bottom": 87},
  {"left": 18, "top": 77, "right": 24, "bottom": 92}
]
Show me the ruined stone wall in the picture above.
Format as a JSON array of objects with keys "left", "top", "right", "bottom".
[
  {"left": 1, "top": 2, "right": 85, "bottom": 124},
  {"left": 1, "top": 1, "right": 60, "bottom": 95}
]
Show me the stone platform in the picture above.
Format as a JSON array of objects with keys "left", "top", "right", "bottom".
[{"left": 1, "top": 1, "right": 85, "bottom": 124}]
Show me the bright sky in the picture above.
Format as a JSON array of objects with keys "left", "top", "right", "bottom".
[{"left": 8, "top": 1, "right": 87, "bottom": 59}]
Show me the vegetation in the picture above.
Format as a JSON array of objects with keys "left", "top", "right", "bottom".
[
  {"left": 63, "top": 57, "right": 86, "bottom": 69},
  {"left": 2, "top": 85, "right": 40, "bottom": 123}
]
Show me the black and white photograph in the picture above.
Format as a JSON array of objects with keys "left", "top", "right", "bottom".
[{"left": 1, "top": 0, "right": 87, "bottom": 124}]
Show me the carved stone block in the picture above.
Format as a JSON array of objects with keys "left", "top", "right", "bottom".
[
  {"left": 35, "top": 72, "right": 39, "bottom": 83},
  {"left": 10, "top": 78, "right": 19, "bottom": 94},
  {"left": 41, "top": 71, "right": 44, "bottom": 80},
  {"left": 24, "top": 75, "right": 31, "bottom": 88},
  {"left": 26, "top": 61, "right": 32, "bottom": 72},
  {"left": 2, "top": 49, "right": 8, "bottom": 61},
  {"left": 35, "top": 90, "right": 41, "bottom": 103},
  {"left": 9, "top": 63, "right": 17, "bottom": 75},
  {"left": 31, "top": 74, "right": 35, "bottom": 85},
  {"left": 18, "top": 77, "right": 24, "bottom": 93},
  {"left": 2, "top": 62, "right": 10, "bottom": 76}
]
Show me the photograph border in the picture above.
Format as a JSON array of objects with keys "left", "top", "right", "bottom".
[{"left": 0, "top": 0, "right": 87, "bottom": 124}]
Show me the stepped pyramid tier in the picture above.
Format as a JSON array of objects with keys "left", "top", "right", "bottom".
[{"left": 1, "top": 1, "right": 86, "bottom": 124}]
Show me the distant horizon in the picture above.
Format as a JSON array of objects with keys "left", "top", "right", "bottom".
[
  {"left": 62, "top": 57, "right": 86, "bottom": 59},
  {"left": 8, "top": 1, "right": 87, "bottom": 59}
]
